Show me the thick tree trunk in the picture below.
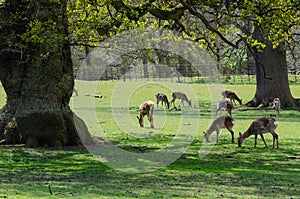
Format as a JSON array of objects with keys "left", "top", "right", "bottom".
[
  {"left": 0, "top": 0, "right": 93, "bottom": 147},
  {"left": 246, "top": 27, "right": 299, "bottom": 108}
]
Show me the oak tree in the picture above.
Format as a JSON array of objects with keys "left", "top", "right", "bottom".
[
  {"left": 0, "top": 0, "right": 93, "bottom": 147},
  {"left": 79, "top": 0, "right": 299, "bottom": 107}
]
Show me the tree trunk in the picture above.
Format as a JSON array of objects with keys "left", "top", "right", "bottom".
[
  {"left": 142, "top": 54, "right": 149, "bottom": 79},
  {"left": 0, "top": 0, "right": 93, "bottom": 147},
  {"left": 246, "top": 26, "right": 299, "bottom": 108}
]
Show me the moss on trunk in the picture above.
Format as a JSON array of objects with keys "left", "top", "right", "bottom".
[{"left": 0, "top": 0, "right": 94, "bottom": 147}]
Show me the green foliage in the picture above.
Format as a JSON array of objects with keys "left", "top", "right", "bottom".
[
  {"left": 2, "top": 0, "right": 298, "bottom": 72},
  {"left": 241, "top": 0, "right": 299, "bottom": 48},
  {"left": 67, "top": 0, "right": 139, "bottom": 46},
  {"left": 20, "top": 19, "right": 66, "bottom": 51},
  {"left": 1, "top": 80, "right": 300, "bottom": 198},
  {"left": 66, "top": 0, "right": 299, "bottom": 64},
  {"left": 0, "top": 0, "right": 68, "bottom": 53}
]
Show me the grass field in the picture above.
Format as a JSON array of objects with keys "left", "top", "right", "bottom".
[{"left": 0, "top": 79, "right": 300, "bottom": 198}]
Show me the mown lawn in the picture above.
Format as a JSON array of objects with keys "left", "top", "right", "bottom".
[{"left": 0, "top": 80, "right": 300, "bottom": 198}]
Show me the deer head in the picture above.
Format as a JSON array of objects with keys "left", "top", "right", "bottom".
[
  {"left": 203, "top": 131, "right": 210, "bottom": 142},
  {"left": 238, "top": 132, "right": 244, "bottom": 147},
  {"left": 137, "top": 115, "right": 144, "bottom": 127},
  {"left": 188, "top": 99, "right": 192, "bottom": 107}
]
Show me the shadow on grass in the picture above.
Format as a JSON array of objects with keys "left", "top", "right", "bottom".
[{"left": 1, "top": 136, "right": 299, "bottom": 198}]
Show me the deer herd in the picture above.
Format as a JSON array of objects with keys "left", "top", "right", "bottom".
[{"left": 137, "top": 89, "right": 281, "bottom": 148}]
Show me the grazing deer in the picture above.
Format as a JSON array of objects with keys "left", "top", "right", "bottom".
[
  {"left": 221, "top": 90, "right": 242, "bottom": 105},
  {"left": 137, "top": 100, "right": 154, "bottom": 128},
  {"left": 155, "top": 93, "right": 170, "bottom": 109},
  {"left": 216, "top": 99, "right": 234, "bottom": 116},
  {"left": 170, "top": 91, "right": 191, "bottom": 107},
  {"left": 203, "top": 116, "right": 235, "bottom": 143},
  {"left": 273, "top": 97, "right": 281, "bottom": 116},
  {"left": 238, "top": 117, "right": 279, "bottom": 148},
  {"left": 73, "top": 88, "right": 79, "bottom": 96}
]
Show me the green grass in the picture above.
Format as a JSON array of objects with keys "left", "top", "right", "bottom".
[
  {"left": 1, "top": 79, "right": 300, "bottom": 198},
  {"left": 0, "top": 83, "right": 5, "bottom": 106}
]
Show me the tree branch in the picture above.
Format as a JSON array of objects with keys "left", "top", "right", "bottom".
[
  {"left": 180, "top": 0, "right": 238, "bottom": 49},
  {"left": 238, "top": 34, "right": 272, "bottom": 80}
]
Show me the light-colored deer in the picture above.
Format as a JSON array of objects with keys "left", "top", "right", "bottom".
[
  {"left": 155, "top": 93, "right": 170, "bottom": 109},
  {"left": 273, "top": 97, "right": 281, "bottom": 116},
  {"left": 170, "top": 91, "right": 191, "bottom": 108},
  {"left": 203, "top": 116, "right": 235, "bottom": 143},
  {"left": 221, "top": 90, "right": 242, "bottom": 105},
  {"left": 137, "top": 100, "right": 154, "bottom": 128},
  {"left": 238, "top": 117, "right": 279, "bottom": 148},
  {"left": 216, "top": 99, "right": 234, "bottom": 116}
]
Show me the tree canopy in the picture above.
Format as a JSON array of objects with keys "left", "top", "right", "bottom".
[
  {"left": 0, "top": 0, "right": 299, "bottom": 147},
  {"left": 67, "top": 0, "right": 299, "bottom": 51}
]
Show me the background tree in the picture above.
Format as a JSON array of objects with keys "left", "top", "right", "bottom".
[
  {"left": 168, "top": 0, "right": 299, "bottom": 107},
  {"left": 1, "top": 0, "right": 298, "bottom": 146},
  {"left": 73, "top": 0, "right": 299, "bottom": 107},
  {"left": 0, "top": 0, "right": 93, "bottom": 147}
]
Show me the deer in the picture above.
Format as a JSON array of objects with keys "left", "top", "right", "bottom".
[
  {"left": 137, "top": 100, "right": 154, "bottom": 128},
  {"left": 73, "top": 88, "right": 79, "bottom": 96},
  {"left": 216, "top": 98, "right": 234, "bottom": 116},
  {"left": 203, "top": 116, "right": 235, "bottom": 143},
  {"left": 273, "top": 97, "right": 281, "bottom": 116},
  {"left": 155, "top": 93, "right": 170, "bottom": 109},
  {"left": 170, "top": 91, "right": 191, "bottom": 108},
  {"left": 221, "top": 90, "right": 242, "bottom": 105},
  {"left": 238, "top": 117, "right": 279, "bottom": 148}
]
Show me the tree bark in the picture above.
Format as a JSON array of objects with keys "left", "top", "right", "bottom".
[
  {"left": 0, "top": 0, "right": 93, "bottom": 147},
  {"left": 246, "top": 26, "right": 299, "bottom": 108}
]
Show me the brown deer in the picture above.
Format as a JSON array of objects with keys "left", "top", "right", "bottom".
[
  {"left": 203, "top": 116, "right": 235, "bottom": 143},
  {"left": 170, "top": 91, "right": 191, "bottom": 108},
  {"left": 137, "top": 100, "right": 154, "bottom": 128},
  {"left": 155, "top": 93, "right": 170, "bottom": 109},
  {"left": 216, "top": 99, "right": 234, "bottom": 116},
  {"left": 273, "top": 97, "right": 281, "bottom": 116},
  {"left": 238, "top": 117, "right": 279, "bottom": 148},
  {"left": 221, "top": 90, "right": 242, "bottom": 105}
]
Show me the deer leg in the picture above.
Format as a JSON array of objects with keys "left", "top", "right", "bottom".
[
  {"left": 271, "top": 131, "right": 279, "bottom": 148},
  {"left": 216, "top": 108, "right": 221, "bottom": 117},
  {"left": 227, "top": 108, "right": 232, "bottom": 116},
  {"left": 231, "top": 98, "right": 236, "bottom": 106},
  {"left": 150, "top": 109, "right": 154, "bottom": 128},
  {"left": 254, "top": 134, "right": 258, "bottom": 147},
  {"left": 228, "top": 129, "right": 234, "bottom": 143},
  {"left": 170, "top": 99, "right": 176, "bottom": 108},
  {"left": 150, "top": 117, "right": 154, "bottom": 128},
  {"left": 180, "top": 100, "right": 184, "bottom": 107},
  {"left": 147, "top": 114, "right": 154, "bottom": 128},
  {"left": 260, "top": 134, "right": 268, "bottom": 148},
  {"left": 215, "top": 130, "right": 219, "bottom": 143}
]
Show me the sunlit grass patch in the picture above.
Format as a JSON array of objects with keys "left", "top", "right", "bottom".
[{"left": 1, "top": 79, "right": 300, "bottom": 198}]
